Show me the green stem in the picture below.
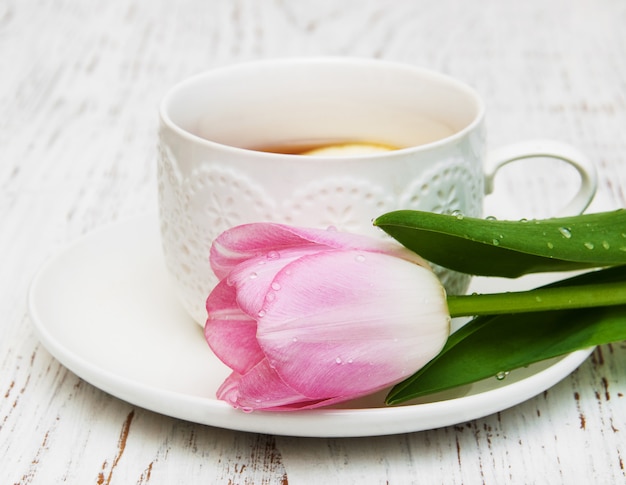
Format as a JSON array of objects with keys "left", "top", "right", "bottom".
[{"left": 446, "top": 281, "right": 626, "bottom": 318}]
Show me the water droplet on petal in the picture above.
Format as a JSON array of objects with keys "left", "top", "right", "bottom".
[
  {"left": 335, "top": 357, "right": 342, "bottom": 364},
  {"left": 241, "top": 407, "right": 254, "bottom": 413},
  {"left": 266, "top": 251, "right": 280, "bottom": 260},
  {"left": 271, "top": 282, "right": 281, "bottom": 291},
  {"left": 495, "top": 371, "right": 510, "bottom": 381},
  {"left": 292, "top": 337, "right": 298, "bottom": 342},
  {"left": 584, "top": 242, "right": 595, "bottom": 250},
  {"left": 265, "top": 292, "right": 276, "bottom": 302},
  {"left": 257, "top": 309, "right": 266, "bottom": 318},
  {"left": 558, "top": 227, "right": 572, "bottom": 239},
  {"left": 355, "top": 254, "right": 366, "bottom": 262},
  {"left": 249, "top": 272, "right": 258, "bottom": 279},
  {"left": 347, "top": 359, "right": 353, "bottom": 364},
  {"left": 326, "top": 225, "right": 338, "bottom": 232}
]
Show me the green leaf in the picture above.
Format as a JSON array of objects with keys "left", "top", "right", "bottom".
[
  {"left": 373, "top": 209, "right": 626, "bottom": 278},
  {"left": 385, "top": 266, "right": 626, "bottom": 405}
]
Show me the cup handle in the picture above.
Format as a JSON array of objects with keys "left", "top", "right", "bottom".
[{"left": 484, "top": 139, "right": 598, "bottom": 216}]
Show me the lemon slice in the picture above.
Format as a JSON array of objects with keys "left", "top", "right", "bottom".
[{"left": 301, "top": 142, "right": 396, "bottom": 156}]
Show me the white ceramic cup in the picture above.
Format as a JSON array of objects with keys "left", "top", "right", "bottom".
[{"left": 158, "top": 58, "right": 597, "bottom": 325}]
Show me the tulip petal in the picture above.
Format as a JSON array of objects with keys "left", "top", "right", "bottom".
[
  {"left": 210, "top": 223, "right": 321, "bottom": 279},
  {"left": 205, "top": 280, "right": 264, "bottom": 374},
  {"left": 210, "top": 223, "right": 429, "bottom": 280},
  {"left": 219, "top": 359, "right": 366, "bottom": 411},
  {"left": 224, "top": 247, "right": 323, "bottom": 317},
  {"left": 219, "top": 359, "right": 313, "bottom": 410},
  {"left": 256, "top": 250, "right": 450, "bottom": 401}
]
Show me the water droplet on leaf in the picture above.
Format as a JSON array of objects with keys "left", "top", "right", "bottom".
[
  {"left": 584, "top": 242, "right": 595, "bottom": 250},
  {"left": 495, "top": 371, "right": 510, "bottom": 381},
  {"left": 602, "top": 241, "right": 610, "bottom": 249},
  {"left": 558, "top": 227, "right": 572, "bottom": 239}
]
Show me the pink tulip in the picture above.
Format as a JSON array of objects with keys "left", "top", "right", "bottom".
[{"left": 205, "top": 223, "right": 450, "bottom": 411}]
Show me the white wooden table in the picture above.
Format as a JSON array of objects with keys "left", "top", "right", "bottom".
[{"left": 2, "top": 1, "right": 626, "bottom": 483}]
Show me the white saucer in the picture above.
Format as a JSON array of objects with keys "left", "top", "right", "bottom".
[{"left": 28, "top": 216, "right": 592, "bottom": 437}]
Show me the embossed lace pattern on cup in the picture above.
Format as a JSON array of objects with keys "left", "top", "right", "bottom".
[
  {"left": 399, "top": 163, "right": 483, "bottom": 295},
  {"left": 158, "top": 147, "right": 482, "bottom": 324},
  {"left": 283, "top": 177, "right": 396, "bottom": 233}
]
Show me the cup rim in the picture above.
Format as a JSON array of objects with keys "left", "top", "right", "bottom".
[{"left": 159, "top": 57, "right": 486, "bottom": 160}]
